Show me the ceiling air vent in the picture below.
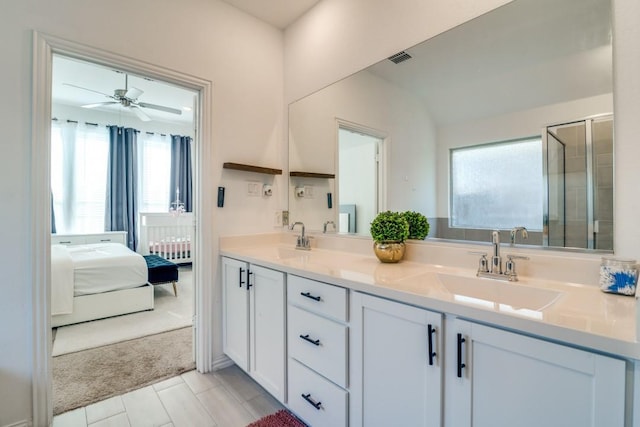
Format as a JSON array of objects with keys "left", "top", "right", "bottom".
[{"left": 388, "top": 51, "right": 412, "bottom": 64}]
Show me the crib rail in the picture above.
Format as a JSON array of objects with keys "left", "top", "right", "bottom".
[{"left": 138, "top": 212, "right": 194, "bottom": 264}]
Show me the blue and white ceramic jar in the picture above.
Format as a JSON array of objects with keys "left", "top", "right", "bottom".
[{"left": 599, "top": 257, "right": 639, "bottom": 296}]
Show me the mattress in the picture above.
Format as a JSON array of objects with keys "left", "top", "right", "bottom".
[{"left": 65, "top": 243, "right": 148, "bottom": 296}]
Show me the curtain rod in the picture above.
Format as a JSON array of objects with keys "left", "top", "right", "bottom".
[{"left": 51, "top": 117, "right": 169, "bottom": 136}]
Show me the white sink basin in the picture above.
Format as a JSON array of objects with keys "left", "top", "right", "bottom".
[{"left": 438, "top": 273, "right": 562, "bottom": 312}]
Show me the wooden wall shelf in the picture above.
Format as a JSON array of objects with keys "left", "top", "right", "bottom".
[
  {"left": 290, "top": 171, "right": 335, "bottom": 179},
  {"left": 223, "top": 162, "right": 282, "bottom": 175}
]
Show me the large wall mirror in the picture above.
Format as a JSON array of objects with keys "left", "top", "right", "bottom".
[{"left": 288, "top": 0, "right": 613, "bottom": 251}]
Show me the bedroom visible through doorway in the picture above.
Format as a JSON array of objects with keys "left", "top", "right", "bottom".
[{"left": 49, "top": 53, "right": 199, "bottom": 408}]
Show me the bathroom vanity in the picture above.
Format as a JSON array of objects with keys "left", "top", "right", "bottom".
[{"left": 220, "top": 234, "right": 637, "bottom": 427}]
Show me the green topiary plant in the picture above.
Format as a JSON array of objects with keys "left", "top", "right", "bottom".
[
  {"left": 402, "top": 211, "right": 430, "bottom": 240},
  {"left": 370, "top": 211, "right": 409, "bottom": 243}
]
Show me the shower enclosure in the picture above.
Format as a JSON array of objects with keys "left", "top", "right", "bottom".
[{"left": 543, "top": 115, "right": 613, "bottom": 250}]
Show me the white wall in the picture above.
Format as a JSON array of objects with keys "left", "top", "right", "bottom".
[
  {"left": 285, "top": 0, "right": 640, "bottom": 261},
  {"left": 288, "top": 69, "right": 437, "bottom": 231},
  {"left": 1, "top": 0, "right": 283, "bottom": 425}
]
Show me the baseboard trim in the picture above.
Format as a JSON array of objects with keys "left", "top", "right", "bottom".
[
  {"left": 211, "top": 354, "right": 234, "bottom": 371},
  {"left": 2, "top": 420, "right": 32, "bottom": 427}
]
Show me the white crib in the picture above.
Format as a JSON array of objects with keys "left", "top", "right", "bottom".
[{"left": 138, "top": 212, "right": 194, "bottom": 264}]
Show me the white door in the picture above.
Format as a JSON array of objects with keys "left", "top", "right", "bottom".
[
  {"left": 351, "top": 292, "right": 443, "bottom": 427},
  {"left": 249, "top": 264, "right": 286, "bottom": 401},
  {"left": 445, "top": 317, "right": 626, "bottom": 427},
  {"left": 221, "top": 257, "right": 250, "bottom": 370}
]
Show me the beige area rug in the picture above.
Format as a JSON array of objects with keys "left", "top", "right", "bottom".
[
  {"left": 53, "top": 326, "right": 195, "bottom": 415},
  {"left": 52, "top": 266, "right": 193, "bottom": 356}
]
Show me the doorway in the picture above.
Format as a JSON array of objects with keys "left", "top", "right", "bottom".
[
  {"left": 50, "top": 53, "right": 197, "bottom": 359},
  {"left": 32, "top": 32, "right": 214, "bottom": 426},
  {"left": 338, "top": 124, "right": 385, "bottom": 235}
]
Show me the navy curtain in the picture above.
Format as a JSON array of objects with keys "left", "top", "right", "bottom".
[
  {"left": 105, "top": 126, "right": 138, "bottom": 251},
  {"left": 51, "top": 191, "right": 57, "bottom": 234},
  {"left": 169, "top": 135, "right": 193, "bottom": 212}
]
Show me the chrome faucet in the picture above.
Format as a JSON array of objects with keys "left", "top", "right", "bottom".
[
  {"left": 510, "top": 226, "right": 528, "bottom": 245},
  {"left": 473, "top": 230, "right": 529, "bottom": 281},
  {"left": 290, "top": 221, "right": 310, "bottom": 250},
  {"left": 323, "top": 220, "right": 336, "bottom": 233}
]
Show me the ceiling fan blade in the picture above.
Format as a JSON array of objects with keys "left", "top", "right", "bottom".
[
  {"left": 63, "top": 83, "right": 112, "bottom": 97},
  {"left": 82, "top": 101, "right": 118, "bottom": 109},
  {"left": 131, "top": 105, "right": 152, "bottom": 122},
  {"left": 138, "top": 102, "right": 183, "bottom": 115},
  {"left": 125, "top": 87, "right": 143, "bottom": 100}
]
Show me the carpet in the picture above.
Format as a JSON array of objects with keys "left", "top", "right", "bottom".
[
  {"left": 53, "top": 326, "right": 195, "bottom": 415},
  {"left": 247, "top": 410, "right": 307, "bottom": 427},
  {"left": 52, "top": 267, "right": 193, "bottom": 356}
]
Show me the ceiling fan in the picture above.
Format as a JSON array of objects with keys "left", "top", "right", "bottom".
[{"left": 63, "top": 74, "right": 182, "bottom": 122}]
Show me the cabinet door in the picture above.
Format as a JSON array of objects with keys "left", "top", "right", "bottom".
[
  {"left": 351, "top": 292, "right": 443, "bottom": 427},
  {"left": 250, "top": 264, "right": 286, "bottom": 401},
  {"left": 445, "top": 317, "right": 626, "bottom": 427},
  {"left": 221, "top": 257, "right": 250, "bottom": 371}
]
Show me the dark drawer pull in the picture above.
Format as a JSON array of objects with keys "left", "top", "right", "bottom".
[
  {"left": 301, "top": 393, "right": 322, "bottom": 410},
  {"left": 300, "top": 291, "right": 321, "bottom": 302},
  {"left": 299, "top": 334, "right": 321, "bottom": 346},
  {"left": 100, "top": 239, "right": 111, "bottom": 242},
  {"left": 239, "top": 268, "right": 245, "bottom": 288},
  {"left": 247, "top": 271, "right": 253, "bottom": 289},
  {"left": 457, "top": 333, "right": 466, "bottom": 378},
  {"left": 428, "top": 324, "right": 436, "bottom": 366},
  {"left": 59, "top": 241, "right": 71, "bottom": 244}
]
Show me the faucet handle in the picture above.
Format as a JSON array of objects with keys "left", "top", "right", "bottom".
[
  {"left": 505, "top": 254, "right": 529, "bottom": 280},
  {"left": 468, "top": 251, "right": 489, "bottom": 273}
]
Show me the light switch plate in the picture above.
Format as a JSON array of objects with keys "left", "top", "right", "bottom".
[{"left": 247, "top": 181, "right": 261, "bottom": 196}]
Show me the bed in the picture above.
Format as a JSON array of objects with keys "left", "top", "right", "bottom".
[
  {"left": 138, "top": 212, "right": 194, "bottom": 264},
  {"left": 51, "top": 232, "right": 154, "bottom": 327}
]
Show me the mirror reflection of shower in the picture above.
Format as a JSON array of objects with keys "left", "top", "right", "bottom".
[{"left": 544, "top": 115, "right": 613, "bottom": 250}]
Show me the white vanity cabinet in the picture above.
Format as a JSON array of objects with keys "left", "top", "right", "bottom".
[
  {"left": 444, "top": 316, "right": 627, "bottom": 427},
  {"left": 221, "top": 257, "right": 286, "bottom": 401},
  {"left": 287, "top": 275, "right": 349, "bottom": 427},
  {"left": 350, "top": 292, "right": 443, "bottom": 427}
]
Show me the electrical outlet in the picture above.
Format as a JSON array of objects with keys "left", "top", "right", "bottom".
[
  {"left": 282, "top": 210, "right": 289, "bottom": 226},
  {"left": 274, "top": 211, "right": 282, "bottom": 227}
]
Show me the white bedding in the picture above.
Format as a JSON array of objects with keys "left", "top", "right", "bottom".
[
  {"left": 51, "top": 242, "right": 148, "bottom": 317},
  {"left": 66, "top": 243, "right": 148, "bottom": 295},
  {"left": 51, "top": 244, "right": 74, "bottom": 315}
]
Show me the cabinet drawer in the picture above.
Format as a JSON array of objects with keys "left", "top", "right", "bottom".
[
  {"left": 288, "top": 275, "right": 347, "bottom": 322},
  {"left": 288, "top": 305, "right": 348, "bottom": 387},
  {"left": 288, "top": 358, "right": 347, "bottom": 427}
]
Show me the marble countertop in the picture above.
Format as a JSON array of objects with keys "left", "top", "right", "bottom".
[{"left": 220, "top": 242, "right": 639, "bottom": 359}]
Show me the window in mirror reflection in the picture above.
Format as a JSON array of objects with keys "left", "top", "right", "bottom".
[{"left": 450, "top": 138, "right": 543, "bottom": 231}]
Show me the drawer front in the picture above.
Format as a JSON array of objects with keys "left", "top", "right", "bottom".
[
  {"left": 288, "top": 275, "right": 347, "bottom": 322},
  {"left": 288, "top": 305, "right": 347, "bottom": 387},
  {"left": 288, "top": 358, "right": 347, "bottom": 427}
]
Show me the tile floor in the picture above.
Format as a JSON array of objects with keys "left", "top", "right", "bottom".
[{"left": 52, "top": 365, "right": 285, "bottom": 427}]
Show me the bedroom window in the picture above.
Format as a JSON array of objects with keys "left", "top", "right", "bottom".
[
  {"left": 51, "top": 121, "right": 109, "bottom": 234},
  {"left": 138, "top": 133, "right": 172, "bottom": 213}
]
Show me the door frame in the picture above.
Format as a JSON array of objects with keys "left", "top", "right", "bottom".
[
  {"left": 31, "top": 31, "right": 214, "bottom": 426},
  {"left": 335, "top": 119, "right": 388, "bottom": 229}
]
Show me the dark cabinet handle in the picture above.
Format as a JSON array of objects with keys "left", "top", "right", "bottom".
[
  {"left": 239, "top": 268, "right": 245, "bottom": 288},
  {"left": 247, "top": 271, "right": 253, "bottom": 289},
  {"left": 301, "top": 393, "right": 322, "bottom": 410},
  {"left": 301, "top": 291, "right": 321, "bottom": 302},
  {"left": 299, "top": 334, "right": 320, "bottom": 346},
  {"left": 428, "top": 324, "right": 436, "bottom": 366},
  {"left": 457, "top": 333, "right": 466, "bottom": 378}
]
